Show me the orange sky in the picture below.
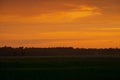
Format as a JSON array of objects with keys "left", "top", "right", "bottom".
[{"left": 0, "top": 0, "right": 120, "bottom": 48}]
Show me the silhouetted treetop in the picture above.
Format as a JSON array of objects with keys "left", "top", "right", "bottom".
[{"left": 0, "top": 47, "right": 120, "bottom": 56}]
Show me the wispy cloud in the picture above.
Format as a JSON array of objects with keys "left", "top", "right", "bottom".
[{"left": 0, "top": 5, "right": 101, "bottom": 23}]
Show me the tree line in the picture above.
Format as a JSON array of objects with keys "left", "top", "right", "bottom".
[{"left": 0, "top": 46, "right": 120, "bottom": 56}]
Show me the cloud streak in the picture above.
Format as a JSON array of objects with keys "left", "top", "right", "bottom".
[{"left": 0, "top": 5, "right": 101, "bottom": 23}]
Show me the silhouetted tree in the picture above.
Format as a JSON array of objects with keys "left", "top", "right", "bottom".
[{"left": 0, "top": 47, "right": 120, "bottom": 56}]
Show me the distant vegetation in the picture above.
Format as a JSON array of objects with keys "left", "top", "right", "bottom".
[{"left": 0, "top": 46, "right": 120, "bottom": 56}]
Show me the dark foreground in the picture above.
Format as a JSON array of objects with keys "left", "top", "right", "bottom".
[{"left": 0, "top": 56, "right": 120, "bottom": 80}]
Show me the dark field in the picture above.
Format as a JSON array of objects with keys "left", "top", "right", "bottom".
[{"left": 0, "top": 56, "right": 120, "bottom": 80}]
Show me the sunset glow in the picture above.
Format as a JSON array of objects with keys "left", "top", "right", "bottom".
[{"left": 0, "top": 0, "right": 120, "bottom": 48}]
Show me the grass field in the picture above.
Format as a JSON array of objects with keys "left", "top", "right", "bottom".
[{"left": 0, "top": 56, "right": 120, "bottom": 80}]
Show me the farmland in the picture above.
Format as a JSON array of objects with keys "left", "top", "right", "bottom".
[{"left": 0, "top": 56, "right": 120, "bottom": 80}]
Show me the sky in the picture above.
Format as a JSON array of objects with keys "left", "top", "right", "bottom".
[{"left": 0, "top": 0, "right": 120, "bottom": 48}]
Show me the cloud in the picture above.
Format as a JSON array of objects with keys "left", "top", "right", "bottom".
[
  {"left": 0, "top": 0, "right": 119, "bottom": 23},
  {"left": 0, "top": 5, "right": 101, "bottom": 23},
  {"left": 29, "top": 10, "right": 100, "bottom": 23},
  {"left": 78, "top": 5, "right": 98, "bottom": 11}
]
